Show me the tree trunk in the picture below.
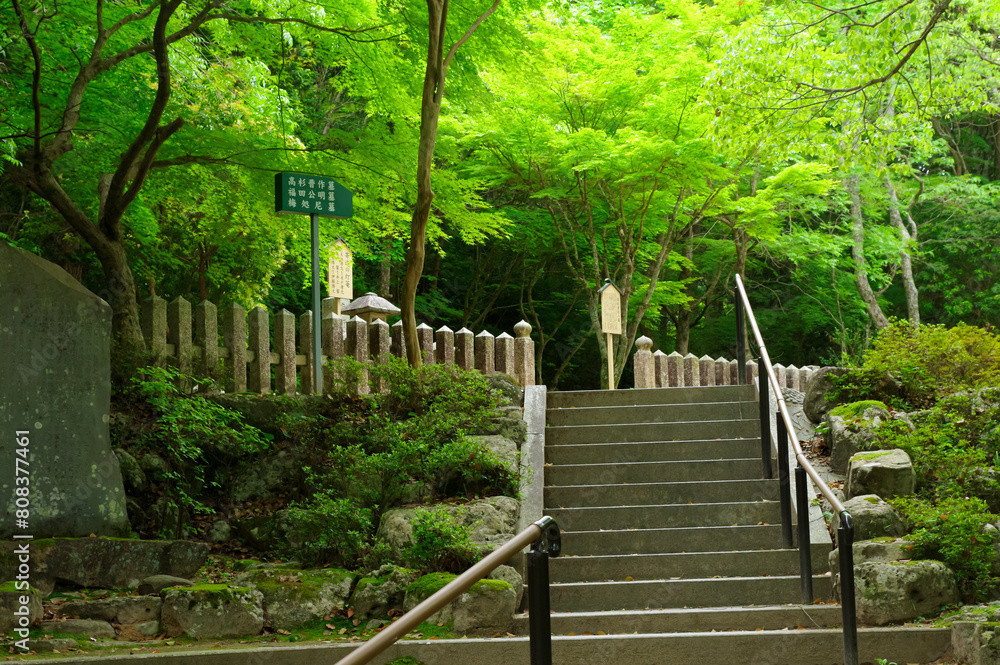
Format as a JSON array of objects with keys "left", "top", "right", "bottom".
[
  {"left": 846, "top": 174, "right": 890, "bottom": 329},
  {"left": 885, "top": 176, "right": 919, "bottom": 324},
  {"left": 379, "top": 238, "right": 392, "bottom": 297},
  {"left": 95, "top": 240, "right": 145, "bottom": 351}
]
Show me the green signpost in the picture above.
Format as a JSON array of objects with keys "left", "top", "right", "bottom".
[{"left": 274, "top": 173, "right": 354, "bottom": 393}]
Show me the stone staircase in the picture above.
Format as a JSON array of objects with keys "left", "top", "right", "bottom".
[{"left": 505, "top": 384, "right": 952, "bottom": 664}]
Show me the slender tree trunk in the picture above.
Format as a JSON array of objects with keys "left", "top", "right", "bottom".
[
  {"left": 991, "top": 113, "right": 1000, "bottom": 182},
  {"left": 846, "top": 173, "right": 890, "bottom": 329},
  {"left": 379, "top": 238, "right": 392, "bottom": 297},
  {"left": 885, "top": 176, "right": 919, "bottom": 324}
]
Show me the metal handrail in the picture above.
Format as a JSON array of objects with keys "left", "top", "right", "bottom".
[
  {"left": 336, "top": 516, "right": 561, "bottom": 665},
  {"left": 734, "top": 273, "right": 858, "bottom": 665}
]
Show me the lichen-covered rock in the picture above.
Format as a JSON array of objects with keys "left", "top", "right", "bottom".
[
  {"left": 378, "top": 496, "right": 520, "bottom": 561},
  {"left": 803, "top": 367, "right": 850, "bottom": 423},
  {"left": 953, "top": 621, "right": 1000, "bottom": 665},
  {"left": 829, "top": 538, "right": 916, "bottom": 600},
  {"left": 468, "top": 435, "right": 518, "bottom": 473},
  {"left": 39, "top": 618, "right": 116, "bottom": 639},
  {"left": 348, "top": 565, "right": 418, "bottom": 619},
  {"left": 160, "top": 585, "right": 264, "bottom": 638},
  {"left": 846, "top": 449, "right": 916, "bottom": 500},
  {"left": 138, "top": 575, "right": 193, "bottom": 595},
  {"left": 833, "top": 495, "right": 905, "bottom": 542},
  {"left": 0, "top": 582, "right": 42, "bottom": 634},
  {"left": 489, "top": 564, "right": 524, "bottom": 609},
  {"left": 114, "top": 448, "right": 147, "bottom": 493},
  {"left": 228, "top": 448, "right": 306, "bottom": 502},
  {"left": 235, "top": 567, "right": 354, "bottom": 629},
  {"left": 403, "top": 573, "right": 516, "bottom": 636},
  {"left": 855, "top": 560, "right": 959, "bottom": 625},
  {"left": 485, "top": 374, "right": 522, "bottom": 406},
  {"left": 826, "top": 404, "right": 891, "bottom": 473},
  {"left": 59, "top": 596, "right": 161, "bottom": 624},
  {"left": 25, "top": 638, "right": 78, "bottom": 652},
  {"left": 0, "top": 538, "right": 208, "bottom": 595}
]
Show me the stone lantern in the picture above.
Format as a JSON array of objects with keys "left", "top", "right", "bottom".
[{"left": 340, "top": 292, "right": 401, "bottom": 323}]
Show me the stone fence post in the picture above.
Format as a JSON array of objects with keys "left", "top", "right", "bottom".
[
  {"left": 475, "top": 330, "right": 495, "bottom": 374},
  {"left": 634, "top": 336, "right": 654, "bottom": 389},
  {"left": 513, "top": 321, "right": 535, "bottom": 387}
]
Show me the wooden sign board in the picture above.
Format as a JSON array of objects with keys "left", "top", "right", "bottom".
[
  {"left": 599, "top": 280, "right": 622, "bottom": 335},
  {"left": 328, "top": 239, "right": 353, "bottom": 300},
  {"left": 275, "top": 172, "right": 353, "bottom": 218}
]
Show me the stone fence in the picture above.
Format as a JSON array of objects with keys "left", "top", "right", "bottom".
[
  {"left": 632, "top": 336, "right": 817, "bottom": 391},
  {"left": 139, "top": 296, "right": 535, "bottom": 395}
]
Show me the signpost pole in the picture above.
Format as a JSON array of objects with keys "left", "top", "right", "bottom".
[
  {"left": 311, "top": 212, "right": 323, "bottom": 394},
  {"left": 606, "top": 333, "right": 614, "bottom": 390}
]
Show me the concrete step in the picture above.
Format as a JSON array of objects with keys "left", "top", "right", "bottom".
[
  {"left": 547, "top": 384, "right": 756, "bottom": 409},
  {"left": 545, "top": 458, "right": 769, "bottom": 486},
  {"left": 546, "top": 401, "right": 754, "bottom": 427},
  {"left": 549, "top": 501, "right": 782, "bottom": 531},
  {"left": 546, "top": 438, "right": 764, "bottom": 465},
  {"left": 559, "top": 524, "right": 785, "bottom": 556},
  {"left": 546, "top": 419, "right": 760, "bottom": 445},
  {"left": 51, "top": 627, "right": 953, "bottom": 665},
  {"left": 548, "top": 547, "right": 831, "bottom": 583},
  {"left": 548, "top": 575, "right": 833, "bottom": 611},
  {"left": 545, "top": 478, "right": 779, "bottom": 508},
  {"left": 511, "top": 604, "right": 846, "bottom": 635}
]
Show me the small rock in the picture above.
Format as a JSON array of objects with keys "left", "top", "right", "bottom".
[
  {"left": 138, "top": 575, "right": 193, "bottom": 595},
  {"left": 139, "top": 454, "right": 170, "bottom": 483},
  {"left": 207, "top": 520, "right": 232, "bottom": 543},
  {"left": 833, "top": 495, "right": 906, "bottom": 542},
  {"left": 25, "top": 638, "right": 78, "bottom": 652},
  {"left": 114, "top": 448, "right": 147, "bottom": 492},
  {"left": 0, "top": 583, "right": 42, "bottom": 633},
  {"left": 60, "top": 596, "right": 162, "bottom": 624},
  {"left": 160, "top": 586, "right": 264, "bottom": 638},
  {"left": 846, "top": 449, "right": 916, "bottom": 500},
  {"left": 39, "top": 618, "right": 116, "bottom": 639},
  {"left": 855, "top": 560, "right": 959, "bottom": 625},
  {"left": 803, "top": 367, "right": 850, "bottom": 423},
  {"left": 366, "top": 618, "right": 387, "bottom": 630},
  {"left": 349, "top": 565, "right": 419, "bottom": 619}
]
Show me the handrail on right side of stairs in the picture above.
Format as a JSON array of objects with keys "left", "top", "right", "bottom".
[{"left": 734, "top": 273, "right": 859, "bottom": 665}]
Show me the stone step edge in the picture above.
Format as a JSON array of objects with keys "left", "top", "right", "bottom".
[
  {"left": 514, "top": 604, "right": 844, "bottom": 620},
  {"left": 549, "top": 574, "right": 832, "bottom": 588},
  {"left": 550, "top": 500, "right": 781, "bottom": 513},
  {"left": 550, "top": 547, "right": 826, "bottom": 561},
  {"left": 546, "top": 418, "right": 761, "bottom": 430},
  {"left": 547, "top": 401, "right": 751, "bottom": 412},
  {"left": 546, "top": 479, "right": 777, "bottom": 490},
  {"left": 559, "top": 523, "right": 780, "bottom": 536},
  {"left": 547, "top": 457, "right": 766, "bottom": 470}
]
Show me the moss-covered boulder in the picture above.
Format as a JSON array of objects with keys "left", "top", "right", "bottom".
[
  {"left": 825, "top": 402, "right": 892, "bottom": 473},
  {"left": 0, "top": 537, "right": 208, "bottom": 594},
  {"left": 378, "top": 497, "right": 519, "bottom": 562},
  {"left": 846, "top": 449, "right": 916, "bottom": 500},
  {"left": 38, "top": 618, "right": 116, "bottom": 639},
  {"left": 235, "top": 567, "right": 354, "bottom": 629},
  {"left": 403, "top": 573, "right": 516, "bottom": 636},
  {"left": 855, "top": 560, "right": 959, "bottom": 625},
  {"left": 803, "top": 367, "right": 850, "bottom": 423},
  {"left": 833, "top": 495, "right": 906, "bottom": 542},
  {"left": 160, "top": 584, "right": 264, "bottom": 638},
  {"left": 0, "top": 581, "right": 42, "bottom": 634},
  {"left": 349, "top": 565, "right": 418, "bottom": 619},
  {"left": 59, "top": 595, "right": 162, "bottom": 625}
]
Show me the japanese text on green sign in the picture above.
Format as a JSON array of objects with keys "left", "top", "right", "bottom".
[{"left": 274, "top": 172, "right": 353, "bottom": 218}]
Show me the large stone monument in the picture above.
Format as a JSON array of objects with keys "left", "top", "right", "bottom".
[{"left": 0, "top": 243, "right": 128, "bottom": 537}]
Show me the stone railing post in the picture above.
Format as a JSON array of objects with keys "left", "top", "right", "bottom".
[
  {"left": 455, "top": 328, "right": 474, "bottom": 371},
  {"left": 666, "top": 351, "right": 683, "bottom": 387},
  {"left": 634, "top": 336, "right": 655, "bottom": 389},
  {"left": 168, "top": 296, "right": 192, "bottom": 391},
  {"left": 299, "top": 311, "right": 314, "bottom": 394},
  {"left": 322, "top": 313, "right": 345, "bottom": 394},
  {"left": 369, "top": 319, "right": 391, "bottom": 394},
  {"left": 141, "top": 296, "right": 167, "bottom": 361},
  {"left": 513, "top": 321, "right": 535, "bottom": 387},
  {"left": 274, "top": 309, "right": 296, "bottom": 396},
  {"left": 495, "top": 332, "right": 514, "bottom": 378},
  {"left": 417, "top": 323, "right": 434, "bottom": 365},
  {"left": 391, "top": 320, "right": 405, "bottom": 359},
  {"left": 247, "top": 306, "right": 270, "bottom": 395},
  {"left": 715, "top": 357, "right": 730, "bottom": 386},
  {"left": 435, "top": 326, "right": 454, "bottom": 366},
  {"left": 787, "top": 365, "right": 800, "bottom": 391},
  {"left": 746, "top": 360, "right": 758, "bottom": 386},
  {"left": 699, "top": 355, "right": 715, "bottom": 386},
  {"left": 475, "top": 330, "right": 495, "bottom": 374},
  {"left": 683, "top": 353, "right": 700, "bottom": 387},
  {"left": 654, "top": 350, "right": 667, "bottom": 388},
  {"left": 223, "top": 303, "right": 246, "bottom": 393},
  {"left": 346, "top": 316, "right": 369, "bottom": 395},
  {"left": 193, "top": 300, "right": 218, "bottom": 381},
  {"left": 774, "top": 363, "right": 786, "bottom": 392}
]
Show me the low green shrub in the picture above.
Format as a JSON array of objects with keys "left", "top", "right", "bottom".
[
  {"left": 889, "top": 495, "right": 998, "bottom": 600},
  {"left": 835, "top": 321, "right": 1000, "bottom": 409},
  {"left": 405, "top": 506, "right": 482, "bottom": 573}
]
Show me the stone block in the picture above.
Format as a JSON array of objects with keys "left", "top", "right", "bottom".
[
  {"left": 846, "top": 449, "right": 916, "bottom": 500},
  {"left": 39, "top": 618, "right": 115, "bottom": 639},
  {"left": 236, "top": 567, "right": 354, "bottom": 629},
  {"left": 954, "top": 621, "right": 1000, "bottom": 665},
  {"left": 854, "top": 560, "right": 959, "bottom": 625},
  {"left": 160, "top": 585, "right": 264, "bottom": 638},
  {"left": 833, "top": 495, "right": 905, "bottom": 542},
  {"left": 0, "top": 582, "right": 42, "bottom": 634},
  {"left": 0, "top": 244, "right": 128, "bottom": 538},
  {"left": 60, "top": 596, "right": 162, "bottom": 624},
  {"left": 403, "top": 573, "right": 516, "bottom": 636}
]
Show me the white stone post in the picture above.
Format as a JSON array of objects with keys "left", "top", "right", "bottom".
[
  {"left": 455, "top": 328, "right": 474, "bottom": 371},
  {"left": 513, "top": 320, "right": 535, "bottom": 386},
  {"left": 475, "top": 330, "right": 495, "bottom": 374},
  {"left": 495, "top": 332, "right": 514, "bottom": 377},
  {"left": 666, "top": 351, "right": 683, "bottom": 387},
  {"left": 654, "top": 350, "right": 668, "bottom": 388},
  {"left": 634, "top": 336, "right": 655, "bottom": 389}
]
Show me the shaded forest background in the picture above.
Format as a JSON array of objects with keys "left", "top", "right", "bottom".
[{"left": 2, "top": 0, "right": 998, "bottom": 391}]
